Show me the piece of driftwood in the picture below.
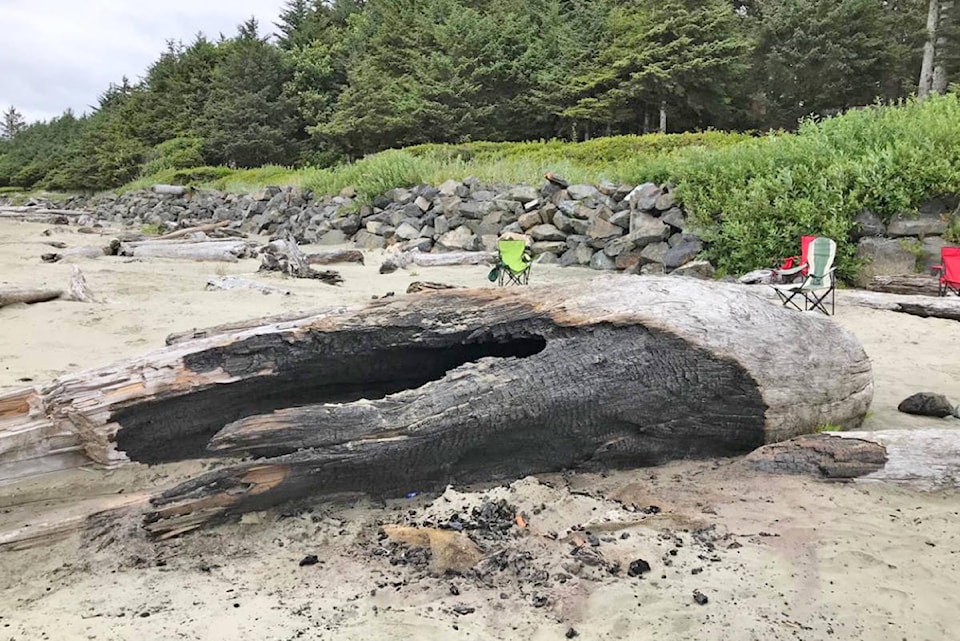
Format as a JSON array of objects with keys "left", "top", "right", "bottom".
[
  {"left": 0, "top": 207, "right": 87, "bottom": 216},
  {"left": 306, "top": 249, "right": 364, "bottom": 265},
  {"left": 0, "top": 287, "right": 62, "bottom": 307},
  {"left": 259, "top": 237, "right": 343, "bottom": 285},
  {"left": 151, "top": 184, "right": 189, "bottom": 196},
  {"left": 164, "top": 307, "right": 345, "bottom": 346},
  {"left": 206, "top": 276, "right": 291, "bottom": 296},
  {"left": 119, "top": 239, "right": 252, "bottom": 262},
  {"left": 66, "top": 267, "right": 97, "bottom": 303},
  {"left": 407, "top": 281, "right": 458, "bottom": 294},
  {"left": 41, "top": 246, "right": 106, "bottom": 263},
  {"left": 0, "top": 276, "right": 872, "bottom": 538},
  {"left": 155, "top": 220, "right": 229, "bottom": 240},
  {"left": 841, "top": 290, "right": 960, "bottom": 321},
  {"left": 864, "top": 274, "right": 941, "bottom": 296},
  {"left": 408, "top": 251, "right": 494, "bottom": 267},
  {"left": 747, "top": 429, "right": 960, "bottom": 485}
]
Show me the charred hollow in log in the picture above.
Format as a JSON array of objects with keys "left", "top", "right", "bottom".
[{"left": 113, "top": 332, "right": 547, "bottom": 463}]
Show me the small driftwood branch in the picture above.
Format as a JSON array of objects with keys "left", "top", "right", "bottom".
[
  {"left": 65, "top": 267, "right": 97, "bottom": 303},
  {"left": 406, "top": 281, "right": 458, "bottom": 294}
]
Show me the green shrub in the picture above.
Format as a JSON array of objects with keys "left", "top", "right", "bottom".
[{"left": 141, "top": 137, "right": 205, "bottom": 176}]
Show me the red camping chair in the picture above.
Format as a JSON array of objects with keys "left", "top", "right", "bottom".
[
  {"left": 931, "top": 246, "right": 960, "bottom": 297},
  {"left": 772, "top": 235, "right": 816, "bottom": 284}
]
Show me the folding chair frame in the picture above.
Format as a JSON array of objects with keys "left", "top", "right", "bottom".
[
  {"left": 498, "top": 263, "right": 530, "bottom": 286},
  {"left": 932, "top": 247, "right": 960, "bottom": 297}
]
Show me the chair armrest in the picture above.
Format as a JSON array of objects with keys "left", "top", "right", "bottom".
[
  {"left": 773, "top": 263, "right": 806, "bottom": 276},
  {"left": 931, "top": 264, "right": 944, "bottom": 275}
]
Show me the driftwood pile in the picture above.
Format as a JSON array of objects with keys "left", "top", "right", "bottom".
[{"left": 0, "top": 276, "right": 872, "bottom": 542}]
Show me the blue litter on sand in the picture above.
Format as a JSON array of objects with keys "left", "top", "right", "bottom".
[{"left": 404, "top": 491, "right": 420, "bottom": 499}]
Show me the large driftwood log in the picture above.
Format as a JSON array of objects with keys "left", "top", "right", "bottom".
[
  {"left": 864, "top": 274, "right": 941, "bottom": 296},
  {"left": 0, "top": 276, "right": 872, "bottom": 536},
  {"left": 0, "top": 287, "right": 62, "bottom": 307},
  {"left": 119, "top": 239, "right": 253, "bottom": 262}
]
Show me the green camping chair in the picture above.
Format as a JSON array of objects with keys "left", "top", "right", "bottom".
[
  {"left": 494, "top": 239, "right": 532, "bottom": 286},
  {"left": 771, "top": 236, "right": 837, "bottom": 315}
]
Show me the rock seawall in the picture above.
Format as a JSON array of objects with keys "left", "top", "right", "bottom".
[{"left": 5, "top": 177, "right": 712, "bottom": 277}]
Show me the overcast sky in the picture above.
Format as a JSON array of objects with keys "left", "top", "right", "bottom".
[{"left": 1, "top": 0, "right": 287, "bottom": 123}]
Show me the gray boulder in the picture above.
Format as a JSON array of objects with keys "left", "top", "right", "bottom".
[
  {"left": 629, "top": 211, "right": 671, "bottom": 246},
  {"left": 567, "top": 184, "right": 600, "bottom": 201},
  {"left": 671, "top": 260, "right": 715, "bottom": 279},
  {"left": 394, "top": 222, "right": 422, "bottom": 241},
  {"left": 639, "top": 241, "right": 669, "bottom": 265},
  {"left": 587, "top": 216, "right": 624, "bottom": 242},
  {"left": 518, "top": 211, "right": 543, "bottom": 230},
  {"left": 626, "top": 183, "right": 662, "bottom": 211},
  {"left": 589, "top": 250, "right": 617, "bottom": 271},
  {"left": 507, "top": 185, "right": 540, "bottom": 203},
  {"left": 854, "top": 237, "right": 917, "bottom": 286},
  {"left": 438, "top": 225, "right": 475, "bottom": 250},
  {"left": 530, "top": 224, "right": 567, "bottom": 242},
  {"left": 660, "top": 208, "right": 686, "bottom": 231},
  {"left": 898, "top": 393, "right": 956, "bottom": 418},
  {"left": 851, "top": 210, "right": 885, "bottom": 239},
  {"left": 887, "top": 211, "right": 948, "bottom": 237},
  {"left": 664, "top": 239, "right": 703, "bottom": 269},
  {"left": 531, "top": 241, "right": 568, "bottom": 256}
]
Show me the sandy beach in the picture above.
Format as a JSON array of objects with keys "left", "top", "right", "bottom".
[{"left": 1, "top": 218, "right": 959, "bottom": 640}]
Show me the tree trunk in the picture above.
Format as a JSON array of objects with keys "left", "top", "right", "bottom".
[
  {"left": 933, "top": 1, "right": 954, "bottom": 94},
  {"left": 919, "top": 0, "right": 941, "bottom": 97},
  {"left": 659, "top": 101, "right": 667, "bottom": 134},
  {"left": 0, "top": 277, "right": 872, "bottom": 536}
]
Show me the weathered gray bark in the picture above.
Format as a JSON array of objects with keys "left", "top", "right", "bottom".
[
  {"left": 659, "top": 101, "right": 667, "bottom": 134},
  {"left": 0, "top": 276, "right": 872, "bottom": 536},
  {"left": 0, "top": 287, "right": 61, "bottom": 307},
  {"left": 920, "top": 0, "right": 940, "bottom": 97}
]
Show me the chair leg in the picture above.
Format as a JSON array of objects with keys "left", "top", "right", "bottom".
[
  {"left": 804, "top": 288, "right": 833, "bottom": 315},
  {"left": 775, "top": 288, "right": 804, "bottom": 312}
]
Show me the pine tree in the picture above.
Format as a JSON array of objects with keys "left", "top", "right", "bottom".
[{"left": 1, "top": 106, "right": 26, "bottom": 139}]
